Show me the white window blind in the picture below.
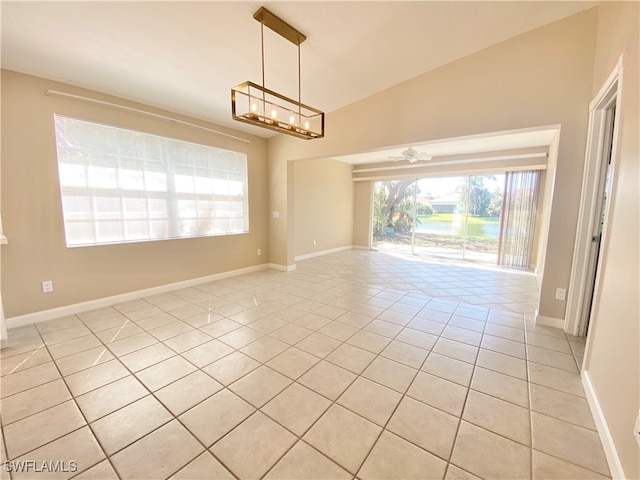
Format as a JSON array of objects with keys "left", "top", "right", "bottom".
[{"left": 54, "top": 115, "right": 249, "bottom": 247}]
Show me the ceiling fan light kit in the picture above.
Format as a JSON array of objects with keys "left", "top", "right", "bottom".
[
  {"left": 231, "top": 7, "right": 324, "bottom": 140},
  {"left": 389, "top": 147, "right": 433, "bottom": 163}
]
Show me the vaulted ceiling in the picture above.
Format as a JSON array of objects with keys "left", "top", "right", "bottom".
[{"left": 2, "top": 1, "right": 596, "bottom": 142}]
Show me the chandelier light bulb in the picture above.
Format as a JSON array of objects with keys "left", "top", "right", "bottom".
[
  {"left": 289, "top": 115, "right": 296, "bottom": 125},
  {"left": 250, "top": 102, "right": 258, "bottom": 113},
  {"left": 271, "top": 108, "right": 278, "bottom": 119},
  {"left": 304, "top": 120, "right": 310, "bottom": 130}
]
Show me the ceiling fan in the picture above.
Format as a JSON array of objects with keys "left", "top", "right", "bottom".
[{"left": 388, "top": 147, "right": 433, "bottom": 163}]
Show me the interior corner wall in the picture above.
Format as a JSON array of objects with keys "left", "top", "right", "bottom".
[
  {"left": 582, "top": 2, "right": 640, "bottom": 478},
  {"left": 1, "top": 70, "right": 269, "bottom": 319},
  {"left": 268, "top": 9, "right": 598, "bottom": 322},
  {"left": 352, "top": 181, "right": 373, "bottom": 249},
  {"left": 293, "top": 158, "right": 353, "bottom": 258}
]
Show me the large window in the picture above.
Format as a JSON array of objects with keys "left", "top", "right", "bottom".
[{"left": 54, "top": 115, "right": 249, "bottom": 247}]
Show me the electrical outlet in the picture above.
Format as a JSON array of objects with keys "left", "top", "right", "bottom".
[
  {"left": 42, "top": 280, "right": 53, "bottom": 293},
  {"left": 257, "top": 248, "right": 262, "bottom": 256},
  {"left": 272, "top": 211, "right": 280, "bottom": 219},
  {"left": 555, "top": 288, "right": 566, "bottom": 301},
  {"left": 634, "top": 410, "right": 640, "bottom": 447}
]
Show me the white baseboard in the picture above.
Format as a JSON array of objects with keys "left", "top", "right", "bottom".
[
  {"left": 7, "top": 263, "right": 270, "bottom": 328},
  {"left": 268, "top": 263, "right": 297, "bottom": 272},
  {"left": 535, "top": 312, "right": 565, "bottom": 329},
  {"left": 294, "top": 245, "right": 353, "bottom": 262},
  {"left": 582, "top": 370, "right": 625, "bottom": 479}
]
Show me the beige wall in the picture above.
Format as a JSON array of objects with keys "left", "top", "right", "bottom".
[
  {"left": 293, "top": 159, "right": 353, "bottom": 257},
  {"left": 583, "top": 3, "right": 640, "bottom": 478},
  {"left": 1, "top": 71, "right": 269, "bottom": 318},
  {"left": 268, "top": 10, "right": 598, "bottom": 321},
  {"left": 352, "top": 181, "right": 373, "bottom": 248}
]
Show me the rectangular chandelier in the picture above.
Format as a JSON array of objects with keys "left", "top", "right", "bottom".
[{"left": 231, "top": 7, "right": 325, "bottom": 140}]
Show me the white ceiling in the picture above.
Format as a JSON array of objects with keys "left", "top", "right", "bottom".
[
  {"left": 2, "top": 1, "right": 596, "bottom": 140},
  {"left": 335, "top": 128, "right": 559, "bottom": 165}
]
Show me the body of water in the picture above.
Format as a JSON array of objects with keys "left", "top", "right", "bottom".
[{"left": 415, "top": 218, "right": 500, "bottom": 238}]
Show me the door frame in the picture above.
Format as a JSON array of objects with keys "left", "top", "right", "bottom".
[{"left": 565, "top": 56, "right": 623, "bottom": 337}]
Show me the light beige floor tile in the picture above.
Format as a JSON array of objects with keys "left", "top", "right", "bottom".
[
  {"left": 317, "top": 320, "right": 359, "bottom": 341},
  {"left": 111, "top": 420, "right": 203, "bottom": 480},
  {"left": 48, "top": 335, "right": 103, "bottom": 360},
  {"left": 316, "top": 304, "right": 348, "bottom": 320},
  {"left": 0, "top": 337, "right": 45, "bottom": 361},
  {"left": 463, "top": 390, "right": 530, "bottom": 445},
  {"left": 1, "top": 378, "right": 71, "bottom": 425},
  {"left": 75, "top": 375, "right": 148, "bottom": 422},
  {"left": 65, "top": 360, "right": 129, "bottom": 396},
  {"left": 449, "top": 316, "right": 486, "bottom": 333},
  {"left": 421, "top": 352, "right": 474, "bottom": 387},
  {"left": 339, "top": 311, "right": 376, "bottom": 328},
  {"left": 531, "top": 412, "right": 609, "bottom": 476},
  {"left": 337, "top": 377, "right": 401, "bottom": 427},
  {"left": 532, "top": 450, "right": 608, "bottom": 479},
  {"left": 95, "top": 323, "right": 143, "bottom": 344},
  {"left": 106, "top": 332, "right": 157, "bottom": 356},
  {"left": 527, "top": 344, "right": 578, "bottom": 372},
  {"left": 528, "top": 362, "right": 586, "bottom": 397},
  {"left": 358, "top": 430, "right": 447, "bottom": 480},
  {"left": 248, "top": 316, "right": 289, "bottom": 334},
  {"left": 269, "top": 323, "right": 314, "bottom": 344},
  {"left": 442, "top": 325, "right": 483, "bottom": 347},
  {"left": 265, "top": 440, "right": 351, "bottom": 480},
  {"left": 481, "top": 334, "right": 526, "bottom": 359},
  {"left": 170, "top": 452, "right": 234, "bottom": 479},
  {"left": 362, "top": 357, "right": 417, "bottom": 394},
  {"left": 148, "top": 321, "right": 193, "bottom": 341},
  {"left": 211, "top": 412, "right": 296, "bottom": 479},
  {"left": 10, "top": 427, "right": 104, "bottom": 480},
  {"left": 228, "top": 365, "right": 291, "bottom": 407},
  {"left": 476, "top": 348, "right": 527, "bottom": 380},
  {"left": 179, "top": 389, "right": 254, "bottom": 447},
  {"left": 296, "top": 332, "right": 341, "bottom": 358},
  {"left": 380, "top": 340, "right": 429, "bottom": 368},
  {"left": 73, "top": 460, "right": 119, "bottom": 479},
  {"left": 484, "top": 323, "right": 524, "bottom": 342},
  {"left": 37, "top": 316, "right": 84, "bottom": 334},
  {"left": 445, "top": 464, "right": 482, "bottom": 479},
  {"left": 433, "top": 338, "right": 479, "bottom": 364},
  {"left": 395, "top": 327, "right": 438, "bottom": 350},
  {"left": 299, "top": 360, "right": 357, "bottom": 400},
  {"left": 450, "top": 421, "right": 530, "bottom": 480},
  {"left": 295, "top": 313, "right": 332, "bottom": 332},
  {"left": 407, "top": 371, "right": 468, "bottom": 417},
  {"left": 1, "top": 362, "right": 60, "bottom": 398},
  {"left": 526, "top": 332, "right": 572, "bottom": 353},
  {"left": 91, "top": 395, "right": 172, "bottom": 455},
  {"left": 325, "top": 343, "right": 376, "bottom": 374},
  {"left": 181, "top": 339, "right": 234, "bottom": 368},
  {"left": 41, "top": 324, "right": 92, "bottom": 346},
  {"left": 119, "top": 343, "right": 175, "bottom": 372},
  {"left": 218, "top": 326, "right": 264, "bottom": 349},
  {"left": 4, "top": 400, "right": 86, "bottom": 458},
  {"left": 471, "top": 367, "right": 529, "bottom": 408},
  {"left": 202, "top": 351, "right": 261, "bottom": 385},
  {"left": 455, "top": 306, "right": 488, "bottom": 321},
  {"left": 266, "top": 347, "right": 320, "bottom": 379},
  {"left": 262, "top": 383, "right": 331, "bottom": 436},
  {"left": 164, "top": 329, "right": 213, "bottom": 353},
  {"left": 155, "top": 370, "right": 222, "bottom": 415},
  {"left": 135, "top": 356, "right": 197, "bottom": 391},
  {"left": 131, "top": 311, "right": 174, "bottom": 329},
  {"left": 198, "top": 318, "right": 243, "bottom": 338},
  {"left": 240, "top": 335, "right": 289, "bottom": 363},
  {"left": 1, "top": 346, "right": 52, "bottom": 376},
  {"left": 346, "top": 330, "right": 391, "bottom": 354},
  {"left": 407, "top": 317, "right": 446, "bottom": 336},
  {"left": 364, "top": 319, "right": 403, "bottom": 338},
  {"left": 304, "top": 404, "right": 382, "bottom": 475},
  {"left": 54, "top": 346, "right": 114, "bottom": 376},
  {"left": 387, "top": 396, "right": 459, "bottom": 459},
  {"left": 530, "top": 383, "right": 595, "bottom": 430}
]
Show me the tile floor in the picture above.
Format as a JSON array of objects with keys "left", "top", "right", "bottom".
[{"left": 0, "top": 250, "right": 608, "bottom": 479}]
